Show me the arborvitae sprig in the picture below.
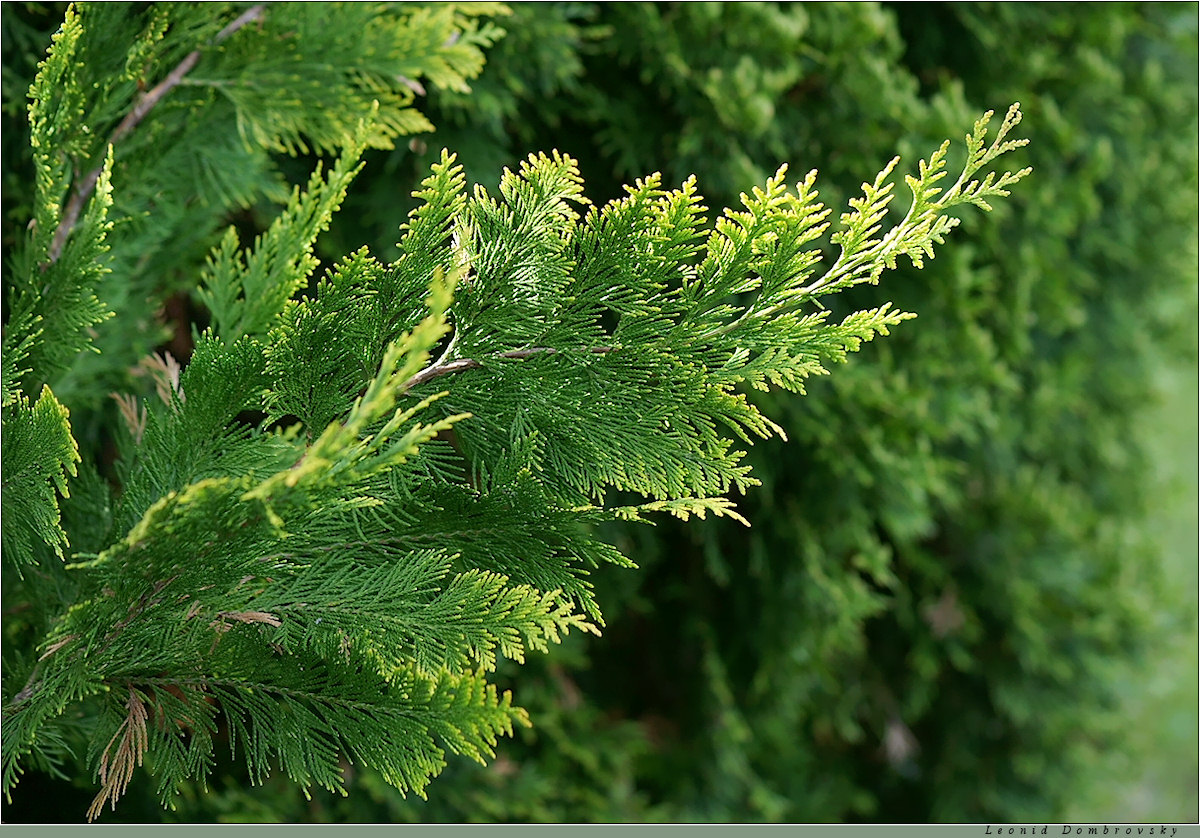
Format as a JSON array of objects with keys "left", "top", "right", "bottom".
[
  {"left": 0, "top": 387, "right": 81, "bottom": 565},
  {"left": 198, "top": 138, "right": 368, "bottom": 342},
  {"left": 1, "top": 7, "right": 1030, "bottom": 816},
  {"left": 1, "top": 2, "right": 508, "bottom": 409}
]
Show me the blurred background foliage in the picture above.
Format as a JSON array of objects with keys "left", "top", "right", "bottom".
[{"left": 3, "top": 1, "right": 1196, "bottom": 823}]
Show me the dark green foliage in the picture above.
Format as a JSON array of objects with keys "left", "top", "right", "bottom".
[
  {"left": 186, "top": 0, "right": 1189, "bottom": 824},
  {"left": 2, "top": 1, "right": 504, "bottom": 409},
  {"left": 0, "top": 1, "right": 1040, "bottom": 823},
  {"left": 3, "top": 0, "right": 1192, "bottom": 826},
  {"left": 380, "top": 1, "right": 1189, "bottom": 824}
]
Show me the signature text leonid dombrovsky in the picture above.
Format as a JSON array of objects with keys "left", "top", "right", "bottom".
[{"left": 986, "top": 827, "right": 1180, "bottom": 836}]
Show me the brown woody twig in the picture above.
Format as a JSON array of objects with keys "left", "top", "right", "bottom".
[{"left": 401, "top": 346, "right": 614, "bottom": 392}]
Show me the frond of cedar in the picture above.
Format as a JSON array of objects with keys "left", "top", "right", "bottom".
[{"left": 0, "top": 3, "right": 1031, "bottom": 818}]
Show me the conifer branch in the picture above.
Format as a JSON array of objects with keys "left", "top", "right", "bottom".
[
  {"left": 401, "top": 346, "right": 615, "bottom": 392},
  {"left": 46, "top": 3, "right": 268, "bottom": 265}
]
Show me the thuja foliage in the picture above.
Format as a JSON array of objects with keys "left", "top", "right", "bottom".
[
  {"left": 0, "top": 3, "right": 1035, "bottom": 822},
  {"left": 328, "top": 2, "right": 1190, "bottom": 824},
  {"left": 1, "top": 1, "right": 503, "bottom": 412}
]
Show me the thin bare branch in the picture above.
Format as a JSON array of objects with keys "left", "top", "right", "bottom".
[
  {"left": 37, "top": 634, "right": 79, "bottom": 662},
  {"left": 401, "top": 346, "right": 615, "bottom": 392}
]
